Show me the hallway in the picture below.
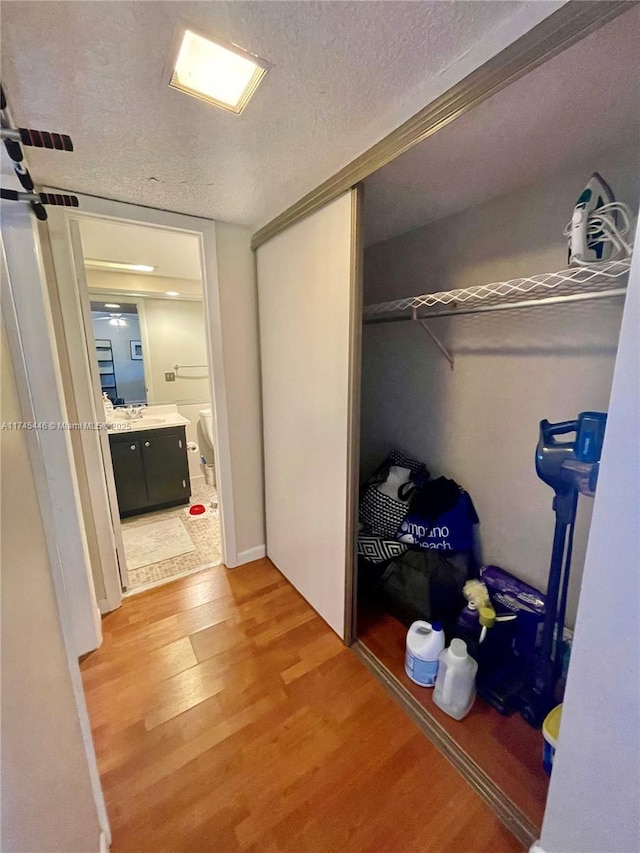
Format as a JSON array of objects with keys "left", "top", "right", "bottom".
[{"left": 81, "top": 559, "right": 523, "bottom": 852}]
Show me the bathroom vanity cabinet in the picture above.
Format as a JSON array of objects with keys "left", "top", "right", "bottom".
[{"left": 109, "top": 425, "right": 190, "bottom": 517}]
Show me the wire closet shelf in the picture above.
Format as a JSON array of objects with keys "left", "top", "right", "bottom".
[{"left": 362, "top": 258, "right": 631, "bottom": 324}]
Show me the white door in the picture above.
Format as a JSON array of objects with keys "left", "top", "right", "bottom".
[
  {"left": 1, "top": 201, "right": 103, "bottom": 655},
  {"left": 69, "top": 219, "right": 131, "bottom": 591},
  {"left": 256, "top": 189, "right": 362, "bottom": 640}
]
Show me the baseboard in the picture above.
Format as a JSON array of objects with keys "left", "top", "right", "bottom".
[
  {"left": 530, "top": 843, "right": 547, "bottom": 853},
  {"left": 235, "top": 545, "right": 267, "bottom": 565},
  {"left": 99, "top": 829, "right": 110, "bottom": 852},
  {"left": 97, "top": 598, "right": 110, "bottom": 615},
  {"left": 190, "top": 473, "right": 205, "bottom": 486}
]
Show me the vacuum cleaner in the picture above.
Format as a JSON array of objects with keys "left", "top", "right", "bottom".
[
  {"left": 517, "top": 411, "right": 606, "bottom": 726},
  {"left": 476, "top": 412, "right": 606, "bottom": 725}
]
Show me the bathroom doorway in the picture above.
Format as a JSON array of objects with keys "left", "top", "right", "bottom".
[
  {"left": 44, "top": 193, "right": 239, "bottom": 615},
  {"left": 78, "top": 215, "right": 223, "bottom": 593}
]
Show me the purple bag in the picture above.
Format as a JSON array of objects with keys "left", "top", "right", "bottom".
[{"left": 480, "top": 565, "right": 546, "bottom": 659}]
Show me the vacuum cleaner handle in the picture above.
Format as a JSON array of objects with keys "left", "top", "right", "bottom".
[{"left": 540, "top": 419, "right": 577, "bottom": 445}]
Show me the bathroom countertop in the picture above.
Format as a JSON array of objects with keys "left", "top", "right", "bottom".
[{"left": 107, "top": 408, "right": 191, "bottom": 435}]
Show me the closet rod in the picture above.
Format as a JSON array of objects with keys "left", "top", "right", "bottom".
[{"left": 364, "top": 287, "right": 627, "bottom": 325}]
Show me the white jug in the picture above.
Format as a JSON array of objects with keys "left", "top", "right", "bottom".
[
  {"left": 433, "top": 638, "right": 478, "bottom": 720},
  {"left": 405, "top": 621, "right": 445, "bottom": 687}
]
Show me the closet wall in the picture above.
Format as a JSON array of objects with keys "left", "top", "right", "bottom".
[{"left": 361, "top": 144, "right": 639, "bottom": 624}]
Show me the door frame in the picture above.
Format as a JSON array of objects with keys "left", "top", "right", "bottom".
[
  {"left": 46, "top": 194, "right": 238, "bottom": 609},
  {"left": 343, "top": 186, "right": 364, "bottom": 645}
]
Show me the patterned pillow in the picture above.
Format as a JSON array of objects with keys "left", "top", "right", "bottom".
[
  {"left": 358, "top": 534, "right": 408, "bottom": 564},
  {"left": 360, "top": 483, "right": 410, "bottom": 539}
]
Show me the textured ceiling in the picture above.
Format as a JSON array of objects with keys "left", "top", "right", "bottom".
[
  {"left": 363, "top": 7, "right": 640, "bottom": 246},
  {"left": 0, "top": 1, "right": 560, "bottom": 228}
]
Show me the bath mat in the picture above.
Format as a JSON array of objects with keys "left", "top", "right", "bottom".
[{"left": 122, "top": 517, "right": 196, "bottom": 570}]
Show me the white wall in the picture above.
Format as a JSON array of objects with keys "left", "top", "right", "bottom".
[
  {"left": 1, "top": 320, "right": 102, "bottom": 852},
  {"left": 92, "top": 312, "right": 146, "bottom": 404},
  {"left": 361, "top": 145, "right": 639, "bottom": 623},
  {"left": 215, "top": 222, "right": 265, "bottom": 559},
  {"left": 142, "top": 297, "right": 210, "bottom": 405},
  {"left": 539, "top": 216, "right": 640, "bottom": 853}
]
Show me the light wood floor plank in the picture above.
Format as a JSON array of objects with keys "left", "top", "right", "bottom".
[{"left": 81, "top": 559, "right": 524, "bottom": 852}]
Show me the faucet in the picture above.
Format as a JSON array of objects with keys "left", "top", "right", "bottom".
[{"left": 124, "top": 405, "right": 147, "bottom": 420}]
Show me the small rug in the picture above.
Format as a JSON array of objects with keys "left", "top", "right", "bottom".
[{"left": 122, "top": 517, "right": 196, "bottom": 570}]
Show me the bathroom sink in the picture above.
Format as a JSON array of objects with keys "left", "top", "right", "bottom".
[
  {"left": 134, "top": 416, "right": 165, "bottom": 426},
  {"left": 122, "top": 416, "right": 170, "bottom": 430},
  {"left": 108, "top": 407, "right": 191, "bottom": 433}
]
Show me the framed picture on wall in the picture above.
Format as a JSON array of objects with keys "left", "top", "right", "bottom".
[{"left": 130, "top": 340, "right": 143, "bottom": 360}]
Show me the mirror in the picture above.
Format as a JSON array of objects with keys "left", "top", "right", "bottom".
[
  {"left": 80, "top": 217, "right": 210, "bottom": 407},
  {"left": 92, "top": 301, "right": 146, "bottom": 405}
]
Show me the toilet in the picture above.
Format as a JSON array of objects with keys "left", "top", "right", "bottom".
[
  {"left": 198, "top": 407, "right": 215, "bottom": 450},
  {"left": 198, "top": 407, "right": 216, "bottom": 487}
]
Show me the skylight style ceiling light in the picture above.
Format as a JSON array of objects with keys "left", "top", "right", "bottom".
[
  {"left": 85, "top": 259, "right": 156, "bottom": 273},
  {"left": 166, "top": 291, "right": 180, "bottom": 297},
  {"left": 104, "top": 303, "right": 121, "bottom": 308},
  {"left": 169, "top": 27, "right": 268, "bottom": 114}
]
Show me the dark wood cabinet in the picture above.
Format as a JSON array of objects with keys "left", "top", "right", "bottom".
[
  {"left": 110, "top": 439, "right": 148, "bottom": 515},
  {"left": 109, "top": 426, "right": 190, "bottom": 518}
]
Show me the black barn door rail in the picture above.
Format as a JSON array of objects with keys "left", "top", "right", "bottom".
[{"left": 0, "top": 83, "right": 78, "bottom": 221}]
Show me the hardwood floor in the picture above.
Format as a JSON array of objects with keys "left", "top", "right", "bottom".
[
  {"left": 357, "top": 598, "right": 549, "bottom": 830},
  {"left": 81, "top": 559, "right": 524, "bottom": 852}
]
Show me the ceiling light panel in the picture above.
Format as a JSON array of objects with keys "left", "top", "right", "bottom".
[{"left": 170, "top": 28, "right": 268, "bottom": 114}]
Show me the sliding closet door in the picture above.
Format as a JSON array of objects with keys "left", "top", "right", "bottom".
[{"left": 256, "top": 189, "right": 361, "bottom": 641}]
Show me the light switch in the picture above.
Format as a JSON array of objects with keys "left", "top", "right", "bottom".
[{"left": 165, "top": 371, "right": 176, "bottom": 382}]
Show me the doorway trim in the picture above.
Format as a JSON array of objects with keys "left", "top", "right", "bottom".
[
  {"left": 46, "top": 194, "right": 238, "bottom": 609},
  {"left": 251, "top": 0, "right": 632, "bottom": 249}
]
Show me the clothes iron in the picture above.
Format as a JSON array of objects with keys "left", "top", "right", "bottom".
[{"left": 565, "top": 172, "right": 634, "bottom": 267}]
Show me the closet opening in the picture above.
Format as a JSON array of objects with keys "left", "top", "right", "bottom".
[{"left": 353, "top": 6, "right": 639, "bottom": 841}]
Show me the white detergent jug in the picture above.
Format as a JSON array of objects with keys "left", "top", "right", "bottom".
[
  {"left": 405, "top": 621, "right": 445, "bottom": 687},
  {"left": 433, "top": 638, "right": 478, "bottom": 720}
]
